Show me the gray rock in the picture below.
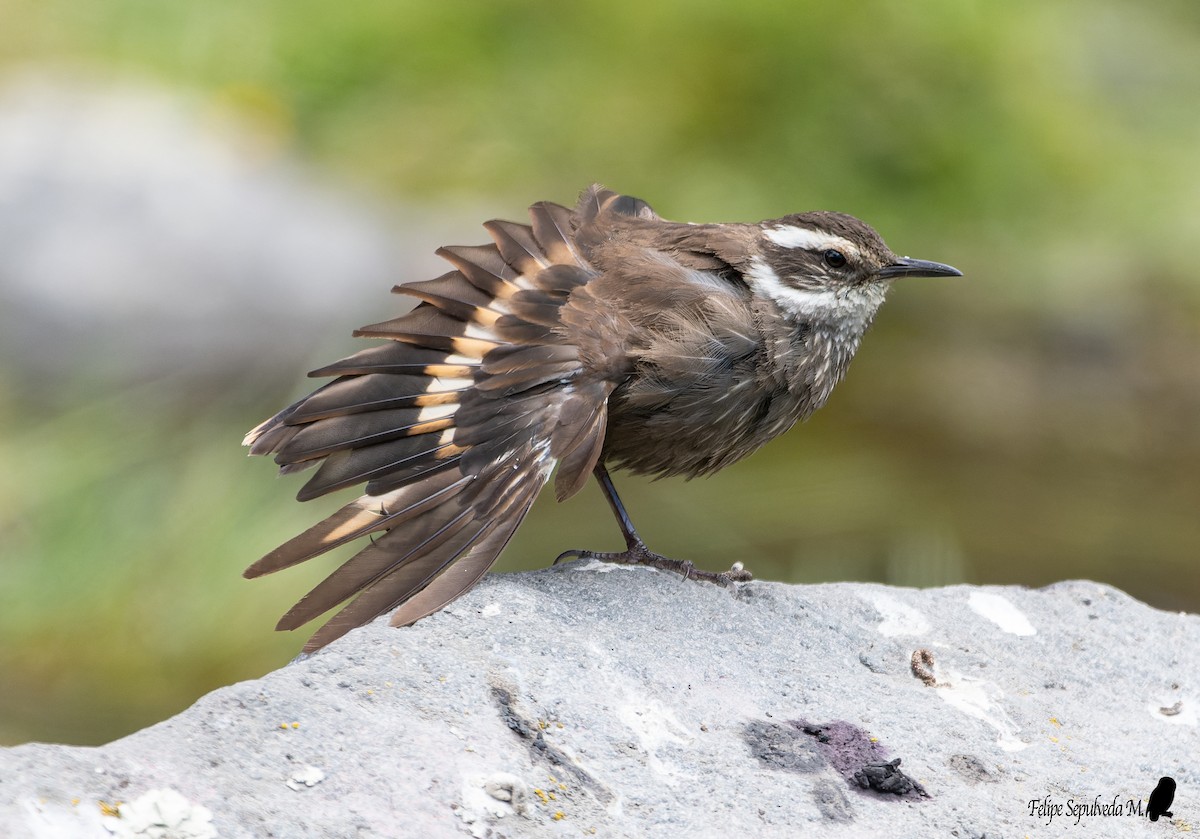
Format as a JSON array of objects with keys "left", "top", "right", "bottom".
[{"left": 2, "top": 564, "right": 1195, "bottom": 837}]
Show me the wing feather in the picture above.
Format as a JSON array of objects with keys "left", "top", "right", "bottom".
[{"left": 243, "top": 188, "right": 650, "bottom": 650}]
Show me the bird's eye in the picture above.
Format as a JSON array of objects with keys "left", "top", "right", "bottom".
[{"left": 824, "top": 249, "right": 847, "bottom": 269}]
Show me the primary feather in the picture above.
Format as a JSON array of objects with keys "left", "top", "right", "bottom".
[{"left": 246, "top": 189, "right": 617, "bottom": 652}]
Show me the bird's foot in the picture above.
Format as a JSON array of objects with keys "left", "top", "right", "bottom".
[{"left": 555, "top": 543, "right": 752, "bottom": 589}]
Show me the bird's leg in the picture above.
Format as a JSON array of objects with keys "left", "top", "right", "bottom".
[{"left": 555, "top": 463, "right": 752, "bottom": 587}]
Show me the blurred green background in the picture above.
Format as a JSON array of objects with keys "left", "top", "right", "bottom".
[{"left": 2, "top": 0, "right": 1199, "bottom": 746}]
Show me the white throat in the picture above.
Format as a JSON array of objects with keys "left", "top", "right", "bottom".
[{"left": 745, "top": 257, "right": 888, "bottom": 333}]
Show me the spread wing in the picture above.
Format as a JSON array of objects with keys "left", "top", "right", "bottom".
[{"left": 245, "top": 190, "right": 630, "bottom": 651}]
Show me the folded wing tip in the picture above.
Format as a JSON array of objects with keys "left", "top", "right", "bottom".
[
  {"left": 243, "top": 554, "right": 275, "bottom": 579},
  {"left": 242, "top": 424, "right": 267, "bottom": 448}
]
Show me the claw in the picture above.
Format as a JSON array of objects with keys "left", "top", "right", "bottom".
[
  {"left": 553, "top": 549, "right": 585, "bottom": 566},
  {"left": 574, "top": 463, "right": 752, "bottom": 591},
  {"left": 556, "top": 540, "right": 750, "bottom": 590}
]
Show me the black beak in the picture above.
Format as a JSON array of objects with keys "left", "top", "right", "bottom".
[{"left": 878, "top": 257, "right": 963, "bottom": 280}]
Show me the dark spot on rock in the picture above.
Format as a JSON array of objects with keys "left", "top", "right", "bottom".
[
  {"left": 858, "top": 651, "right": 889, "bottom": 674},
  {"left": 490, "top": 686, "right": 609, "bottom": 802},
  {"left": 796, "top": 719, "right": 931, "bottom": 801},
  {"left": 854, "top": 758, "right": 927, "bottom": 796},
  {"left": 948, "top": 753, "right": 999, "bottom": 784},
  {"left": 492, "top": 686, "right": 536, "bottom": 740},
  {"left": 743, "top": 720, "right": 825, "bottom": 773},
  {"left": 810, "top": 778, "right": 854, "bottom": 822},
  {"left": 747, "top": 718, "right": 930, "bottom": 801},
  {"left": 800, "top": 724, "right": 831, "bottom": 744}
]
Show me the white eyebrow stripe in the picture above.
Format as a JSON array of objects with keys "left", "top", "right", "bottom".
[{"left": 765, "top": 225, "right": 859, "bottom": 256}]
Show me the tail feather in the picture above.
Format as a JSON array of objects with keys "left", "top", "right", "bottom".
[
  {"left": 451, "top": 387, "right": 559, "bottom": 442},
  {"left": 396, "top": 271, "right": 499, "bottom": 324},
  {"left": 277, "top": 503, "right": 482, "bottom": 631},
  {"left": 482, "top": 343, "right": 579, "bottom": 373},
  {"left": 308, "top": 343, "right": 478, "bottom": 378},
  {"left": 244, "top": 413, "right": 302, "bottom": 456},
  {"left": 285, "top": 446, "right": 546, "bottom": 652},
  {"left": 504, "top": 289, "right": 573, "bottom": 327},
  {"left": 244, "top": 383, "right": 348, "bottom": 453},
  {"left": 474, "top": 361, "right": 580, "bottom": 396},
  {"left": 300, "top": 519, "right": 508, "bottom": 652},
  {"left": 363, "top": 456, "right": 468, "bottom": 498},
  {"left": 483, "top": 219, "right": 550, "bottom": 274},
  {"left": 529, "top": 201, "right": 581, "bottom": 265},
  {"left": 289, "top": 521, "right": 492, "bottom": 651},
  {"left": 476, "top": 344, "right": 581, "bottom": 396},
  {"left": 287, "top": 373, "right": 468, "bottom": 424},
  {"left": 245, "top": 192, "right": 620, "bottom": 651},
  {"left": 526, "top": 263, "right": 592, "bottom": 296},
  {"left": 383, "top": 481, "right": 540, "bottom": 627},
  {"left": 276, "top": 404, "right": 457, "bottom": 463},
  {"left": 436, "top": 245, "right": 523, "bottom": 298},
  {"left": 355, "top": 304, "right": 502, "bottom": 357},
  {"left": 554, "top": 399, "right": 608, "bottom": 501},
  {"left": 299, "top": 432, "right": 464, "bottom": 501},
  {"left": 490, "top": 317, "right": 557, "bottom": 345},
  {"left": 245, "top": 471, "right": 472, "bottom": 576}
]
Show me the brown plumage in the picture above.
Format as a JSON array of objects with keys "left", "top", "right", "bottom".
[{"left": 245, "top": 186, "right": 961, "bottom": 652}]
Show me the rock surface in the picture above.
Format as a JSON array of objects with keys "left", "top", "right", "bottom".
[{"left": 2, "top": 563, "right": 1196, "bottom": 838}]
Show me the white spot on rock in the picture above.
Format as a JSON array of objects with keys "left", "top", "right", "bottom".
[
  {"left": 860, "top": 591, "right": 930, "bottom": 637},
  {"left": 934, "top": 670, "right": 1028, "bottom": 752},
  {"left": 103, "top": 788, "right": 216, "bottom": 839},
  {"left": 1146, "top": 698, "right": 1197, "bottom": 727},
  {"left": 460, "top": 772, "right": 529, "bottom": 835},
  {"left": 482, "top": 773, "right": 529, "bottom": 813},
  {"left": 968, "top": 592, "right": 1036, "bottom": 636},
  {"left": 618, "top": 699, "right": 694, "bottom": 787},
  {"left": 285, "top": 766, "right": 326, "bottom": 791},
  {"left": 480, "top": 602, "right": 502, "bottom": 617}
]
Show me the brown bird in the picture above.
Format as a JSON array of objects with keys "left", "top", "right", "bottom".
[{"left": 245, "top": 186, "right": 961, "bottom": 652}]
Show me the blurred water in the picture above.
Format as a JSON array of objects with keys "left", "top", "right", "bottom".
[
  {"left": 1, "top": 68, "right": 1198, "bottom": 747},
  {"left": 0, "top": 73, "right": 444, "bottom": 396}
]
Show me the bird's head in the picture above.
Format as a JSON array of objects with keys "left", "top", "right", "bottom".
[{"left": 746, "top": 211, "right": 961, "bottom": 330}]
